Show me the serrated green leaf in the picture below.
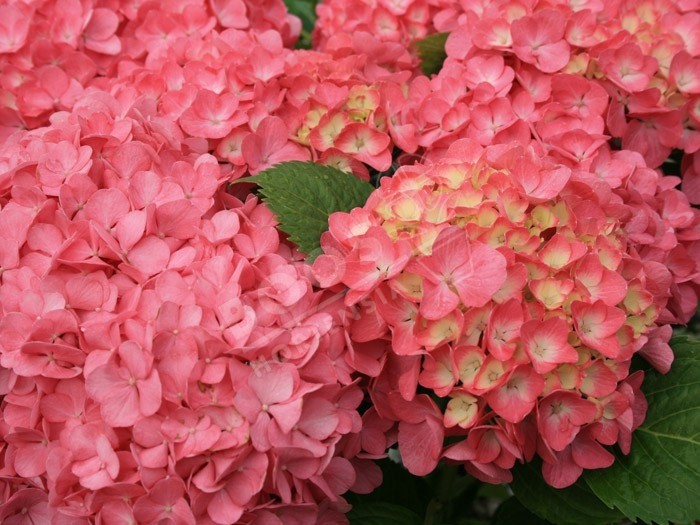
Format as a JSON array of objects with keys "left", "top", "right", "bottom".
[
  {"left": 414, "top": 32, "right": 449, "bottom": 76},
  {"left": 510, "top": 459, "right": 624, "bottom": 525},
  {"left": 246, "top": 161, "right": 374, "bottom": 259},
  {"left": 347, "top": 502, "right": 423, "bottom": 525},
  {"left": 492, "top": 497, "right": 553, "bottom": 525},
  {"left": 584, "top": 336, "right": 700, "bottom": 525}
]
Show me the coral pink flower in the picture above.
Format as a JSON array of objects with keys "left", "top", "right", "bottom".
[
  {"left": 463, "top": 54, "right": 515, "bottom": 96},
  {"left": 0, "top": 489, "right": 51, "bottom": 525},
  {"left": 40, "top": 377, "right": 86, "bottom": 424},
  {"left": 131, "top": 416, "right": 169, "bottom": 469},
  {"left": 341, "top": 226, "right": 412, "bottom": 304},
  {"left": 242, "top": 117, "right": 310, "bottom": 174},
  {"left": 443, "top": 390, "right": 479, "bottom": 429},
  {"left": 17, "top": 66, "right": 84, "bottom": 119},
  {"left": 179, "top": 90, "right": 245, "bottom": 139},
  {"left": 198, "top": 450, "right": 268, "bottom": 524},
  {"left": 467, "top": 98, "right": 517, "bottom": 145},
  {"left": 550, "top": 74, "right": 609, "bottom": 118},
  {"left": 520, "top": 318, "right": 579, "bottom": 374},
  {"left": 13, "top": 339, "right": 85, "bottom": 379},
  {"left": 419, "top": 345, "right": 457, "bottom": 396},
  {"left": 37, "top": 141, "right": 93, "bottom": 196},
  {"left": 69, "top": 425, "right": 120, "bottom": 490},
  {"left": 0, "top": 0, "right": 698, "bottom": 513},
  {"left": 580, "top": 360, "right": 619, "bottom": 398},
  {"left": 484, "top": 299, "right": 523, "bottom": 361},
  {"left": 316, "top": 127, "right": 698, "bottom": 487},
  {"left": 571, "top": 301, "right": 627, "bottom": 358},
  {"left": 485, "top": 365, "right": 544, "bottom": 423},
  {"left": 511, "top": 9, "right": 571, "bottom": 73},
  {"left": 161, "top": 408, "right": 221, "bottom": 460},
  {"left": 83, "top": 8, "right": 121, "bottom": 55},
  {"left": 86, "top": 341, "right": 162, "bottom": 427},
  {"left": 538, "top": 233, "right": 587, "bottom": 270},
  {"left": 133, "top": 478, "right": 195, "bottom": 525},
  {"left": 333, "top": 123, "right": 392, "bottom": 171},
  {"left": 234, "top": 361, "right": 311, "bottom": 450},
  {"left": 391, "top": 394, "right": 444, "bottom": 476},
  {"left": 0, "top": 4, "right": 32, "bottom": 53},
  {"left": 210, "top": 0, "right": 248, "bottom": 28},
  {"left": 96, "top": 499, "right": 138, "bottom": 525},
  {"left": 443, "top": 425, "right": 521, "bottom": 484},
  {"left": 309, "top": 112, "right": 351, "bottom": 152},
  {"left": 537, "top": 391, "right": 597, "bottom": 451},
  {"left": 638, "top": 325, "right": 674, "bottom": 374},
  {"left": 598, "top": 43, "right": 658, "bottom": 93},
  {"left": 374, "top": 290, "right": 421, "bottom": 355},
  {"left": 543, "top": 426, "right": 615, "bottom": 488},
  {"left": 669, "top": 51, "right": 700, "bottom": 94},
  {"left": 574, "top": 255, "right": 628, "bottom": 306},
  {"left": 4, "top": 424, "right": 51, "bottom": 477},
  {"left": 509, "top": 151, "right": 571, "bottom": 202},
  {"left": 408, "top": 226, "right": 507, "bottom": 319}
]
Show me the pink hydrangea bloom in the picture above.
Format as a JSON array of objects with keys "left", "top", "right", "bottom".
[
  {"left": 0, "top": 86, "right": 379, "bottom": 522},
  {"left": 315, "top": 139, "right": 700, "bottom": 487},
  {"left": 1, "top": 0, "right": 699, "bottom": 516}
]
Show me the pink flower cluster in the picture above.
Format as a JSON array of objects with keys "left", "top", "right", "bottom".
[
  {"left": 1, "top": 0, "right": 430, "bottom": 185},
  {"left": 0, "top": 1, "right": 419, "bottom": 522},
  {"left": 314, "top": 0, "right": 448, "bottom": 48},
  {"left": 312, "top": 0, "right": 451, "bottom": 75},
  {"left": 317, "top": 0, "right": 700, "bottom": 203},
  {"left": 0, "top": 88, "right": 392, "bottom": 523},
  {"left": 314, "top": 137, "right": 699, "bottom": 488},
  {"left": 0, "top": 0, "right": 300, "bottom": 137},
  {"left": 1, "top": 0, "right": 700, "bottom": 521},
  {"left": 436, "top": 0, "right": 700, "bottom": 170}
]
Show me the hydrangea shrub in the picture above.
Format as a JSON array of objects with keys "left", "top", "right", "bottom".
[{"left": 0, "top": 0, "right": 699, "bottom": 524}]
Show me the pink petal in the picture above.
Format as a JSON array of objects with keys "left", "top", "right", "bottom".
[
  {"left": 208, "top": 491, "right": 244, "bottom": 525},
  {"left": 398, "top": 416, "right": 443, "bottom": 476},
  {"left": 542, "top": 447, "right": 583, "bottom": 488},
  {"left": 249, "top": 362, "right": 297, "bottom": 405},
  {"left": 452, "top": 242, "right": 508, "bottom": 307},
  {"left": 297, "top": 398, "right": 339, "bottom": 440},
  {"left": 268, "top": 398, "right": 303, "bottom": 434},
  {"left": 420, "top": 280, "right": 459, "bottom": 320},
  {"left": 137, "top": 373, "right": 162, "bottom": 417},
  {"left": 572, "top": 437, "right": 614, "bottom": 469},
  {"left": 127, "top": 236, "right": 170, "bottom": 277}
]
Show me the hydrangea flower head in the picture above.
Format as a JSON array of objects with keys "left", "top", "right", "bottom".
[
  {"left": 315, "top": 138, "right": 699, "bottom": 487},
  {"left": 0, "top": 89, "right": 382, "bottom": 523}
]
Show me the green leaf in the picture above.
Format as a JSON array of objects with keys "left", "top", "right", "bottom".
[
  {"left": 426, "top": 464, "right": 477, "bottom": 503},
  {"left": 585, "top": 336, "right": 700, "bottom": 525},
  {"left": 344, "top": 459, "right": 432, "bottom": 517},
  {"left": 510, "top": 460, "right": 625, "bottom": 525},
  {"left": 492, "top": 497, "right": 553, "bottom": 525},
  {"left": 284, "top": 0, "right": 319, "bottom": 49},
  {"left": 423, "top": 465, "right": 480, "bottom": 524},
  {"left": 284, "top": 0, "right": 318, "bottom": 31},
  {"left": 414, "top": 32, "right": 449, "bottom": 75},
  {"left": 347, "top": 502, "right": 423, "bottom": 525},
  {"left": 244, "top": 161, "right": 374, "bottom": 258}
]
